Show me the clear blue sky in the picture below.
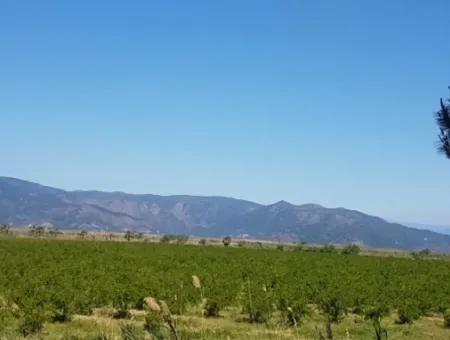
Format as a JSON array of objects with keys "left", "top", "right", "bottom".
[{"left": 1, "top": 1, "right": 450, "bottom": 224}]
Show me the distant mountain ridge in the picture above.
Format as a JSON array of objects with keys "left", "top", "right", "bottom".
[
  {"left": 1, "top": 177, "right": 449, "bottom": 252},
  {"left": 402, "top": 222, "right": 450, "bottom": 236}
]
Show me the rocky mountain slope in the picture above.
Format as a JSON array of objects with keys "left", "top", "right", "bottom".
[{"left": 1, "top": 177, "right": 449, "bottom": 252}]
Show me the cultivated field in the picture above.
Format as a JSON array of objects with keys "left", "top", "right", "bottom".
[{"left": 0, "top": 236, "right": 449, "bottom": 339}]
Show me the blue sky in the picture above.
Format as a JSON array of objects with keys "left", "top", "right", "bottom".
[{"left": 1, "top": 1, "right": 450, "bottom": 225}]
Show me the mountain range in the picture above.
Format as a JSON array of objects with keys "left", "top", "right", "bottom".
[{"left": 0, "top": 177, "right": 449, "bottom": 252}]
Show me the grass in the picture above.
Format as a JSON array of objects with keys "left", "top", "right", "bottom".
[{"left": 8, "top": 308, "right": 446, "bottom": 339}]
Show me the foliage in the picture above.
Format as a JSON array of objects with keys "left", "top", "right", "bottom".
[
  {"left": 411, "top": 248, "right": 432, "bottom": 260},
  {"left": 435, "top": 90, "right": 450, "bottom": 158},
  {"left": 0, "top": 237, "right": 448, "bottom": 335},
  {"left": 364, "top": 304, "right": 389, "bottom": 340},
  {"left": 78, "top": 230, "right": 88, "bottom": 239},
  {"left": 160, "top": 234, "right": 171, "bottom": 244},
  {"left": 160, "top": 234, "right": 189, "bottom": 244},
  {"left": 444, "top": 309, "right": 450, "bottom": 328},
  {"left": 278, "top": 298, "right": 308, "bottom": 326},
  {"left": 28, "top": 225, "right": 46, "bottom": 237},
  {"left": 341, "top": 244, "right": 360, "bottom": 255},
  {"left": 319, "top": 296, "right": 346, "bottom": 323},
  {"left": 124, "top": 231, "right": 133, "bottom": 242},
  {"left": 222, "top": 236, "right": 231, "bottom": 247},
  {"left": 18, "top": 308, "right": 46, "bottom": 337},
  {"left": 397, "top": 302, "right": 421, "bottom": 324},
  {"left": 319, "top": 244, "right": 337, "bottom": 253}
]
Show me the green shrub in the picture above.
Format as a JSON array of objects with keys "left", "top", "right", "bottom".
[
  {"left": 243, "top": 280, "right": 274, "bottom": 324},
  {"left": 364, "top": 304, "right": 389, "bottom": 340},
  {"left": 351, "top": 297, "right": 365, "bottom": 315},
  {"left": 397, "top": 303, "right": 421, "bottom": 324},
  {"left": 443, "top": 309, "right": 450, "bottom": 328},
  {"left": 341, "top": 244, "right": 361, "bottom": 255},
  {"left": 319, "top": 296, "right": 345, "bottom": 323},
  {"left": 204, "top": 300, "right": 220, "bottom": 318},
  {"left": 320, "top": 244, "right": 337, "bottom": 253},
  {"left": 278, "top": 298, "right": 308, "bottom": 326},
  {"left": 18, "top": 310, "right": 45, "bottom": 337}
]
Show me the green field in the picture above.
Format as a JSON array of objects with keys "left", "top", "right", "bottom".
[{"left": 0, "top": 237, "right": 449, "bottom": 339}]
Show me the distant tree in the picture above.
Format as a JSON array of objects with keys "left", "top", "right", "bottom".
[
  {"left": 160, "top": 235, "right": 171, "bottom": 244},
  {"left": 435, "top": 89, "right": 450, "bottom": 158},
  {"left": 175, "top": 235, "right": 189, "bottom": 245},
  {"left": 47, "top": 228, "right": 62, "bottom": 237},
  {"left": 411, "top": 248, "right": 432, "bottom": 260},
  {"left": 320, "top": 244, "right": 337, "bottom": 253},
  {"left": 276, "top": 244, "right": 284, "bottom": 251},
  {"left": 341, "top": 244, "right": 361, "bottom": 255},
  {"left": 198, "top": 238, "right": 207, "bottom": 246},
  {"left": 419, "top": 248, "right": 431, "bottom": 256},
  {"left": 222, "top": 236, "right": 232, "bottom": 247},
  {"left": 28, "top": 225, "right": 45, "bottom": 237},
  {"left": 78, "top": 229, "right": 88, "bottom": 240},
  {"left": 0, "top": 224, "right": 10, "bottom": 235},
  {"left": 124, "top": 230, "right": 133, "bottom": 242}
]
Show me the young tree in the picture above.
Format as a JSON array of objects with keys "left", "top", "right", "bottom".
[
  {"left": 222, "top": 236, "right": 232, "bottom": 247},
  {"left": 435, "top": 90, "right": 450, "bottom": 158},
  {"left": 364, "top": 304, "right": 389, "bottom": 340},
  {"left": 78, "top": 229, "right": 88, "bottom": 240},
  {"left": 124, "top": 230, "right": 133, "bottom": 242},
  {"left": 319, "top": 296, "right": 346, "bottom": 339}
]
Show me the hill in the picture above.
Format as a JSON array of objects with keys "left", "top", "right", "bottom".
[{"left": 1, "top": 176, "right": 449, "bottom": 252}]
